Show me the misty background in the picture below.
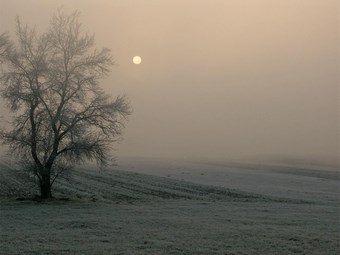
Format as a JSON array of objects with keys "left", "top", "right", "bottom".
[{"left": 0, "top": 0, "right": 338, "bottom": 168}]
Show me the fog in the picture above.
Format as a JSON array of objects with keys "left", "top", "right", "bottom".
[{"left": 0, "top": 0, "right": 338, "bottom": 167}]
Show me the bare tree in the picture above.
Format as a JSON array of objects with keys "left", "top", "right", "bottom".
[
  {"left": 0, "top": 33, "right": 10, "bottom": 58},
  {"left": 0, "top": 11, "right": 131, "bottom": 199}
]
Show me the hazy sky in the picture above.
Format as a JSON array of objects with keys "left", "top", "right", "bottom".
[{"left": 0, "top": 0, "right": 339, "bottom": 164}]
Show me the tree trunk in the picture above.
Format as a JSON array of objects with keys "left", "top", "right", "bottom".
[{"left": 40, "top": 174, "right": 52, "bottom": 199}]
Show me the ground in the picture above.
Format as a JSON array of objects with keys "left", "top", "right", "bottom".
[{"left": 0, "top": 158, "right": 339, "bottom": 255}]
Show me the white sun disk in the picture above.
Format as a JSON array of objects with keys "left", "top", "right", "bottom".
[{"left": 133, "top": 56, "right": 142, "bottom": 64}]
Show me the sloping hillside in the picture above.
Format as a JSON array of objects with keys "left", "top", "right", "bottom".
[
  {"left": 0, "top": 160, "right": 339, "bottom": 255},
  {"left": 0, "top": 161, "right": 291, "bottom": 203}
]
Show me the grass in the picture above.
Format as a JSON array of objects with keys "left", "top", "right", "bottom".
[{"left": 0, "top": 161, "right": 339, "bottom": 254}]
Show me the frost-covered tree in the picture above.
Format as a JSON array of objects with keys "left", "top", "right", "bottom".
[
  {"left": 0, "top": 11, "right": 131, "bottom": 199},
  {"left": 0, "top": 33, "right": 10, "bottom": 58}
]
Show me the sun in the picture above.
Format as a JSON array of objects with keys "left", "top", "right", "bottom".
[{"left": 133, "top": 56, "right": 142, "bottom": 65}]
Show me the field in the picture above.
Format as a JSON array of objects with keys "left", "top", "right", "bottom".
[{"left": 0, "top": 158, "right": 339, "bottom": 255}]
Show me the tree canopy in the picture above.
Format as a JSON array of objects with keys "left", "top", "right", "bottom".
[{"left": 0, "top": 11, "right": 132, "bottom": 199}]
